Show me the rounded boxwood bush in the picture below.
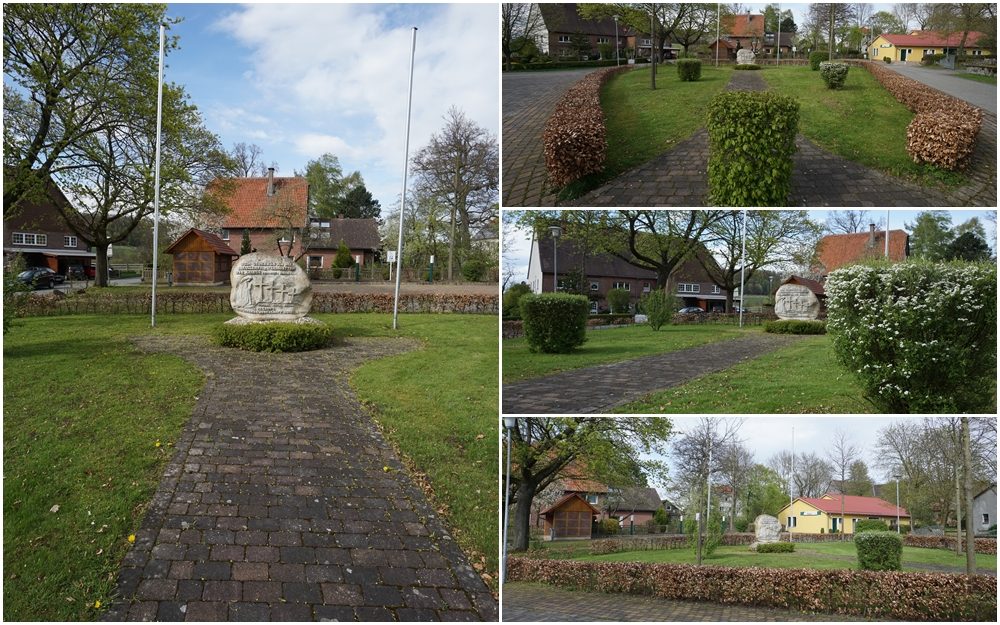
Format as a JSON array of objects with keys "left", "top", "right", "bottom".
[
  {"left": 677, "top": 58, "right": 702, "bottom": 81},
  {"left": 819, "top": 61, "right": 849, "bottom": 89},
  {"left": 855, "top": 531, "right": 902, "bottom": 571},
  {"left": 855, "top": 519, "right": 890, "bottom": 534},
  {"left": 826, "top": 260, "right": 996, "bottom": 413},
  {"left": 214, "top": 321, "right": 334, "bottom": 352},
  {"left": 756, "top": 542, "right": 795, "bottom": 553},
  {"left": 764, "top": 320, "right": 827, "bottom": 335},
  {"left": 809, "top": 51, "right": 828, "bottom": 70},
  {"left": 519, "top": 293, "right": 589, "bottom": 353},
  {"left": 734, "top": 64, "right": 761, "bottom": 70}
]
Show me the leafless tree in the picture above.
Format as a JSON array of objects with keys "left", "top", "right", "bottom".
[
  {"left": 826, "top": 210, "right": 884, "bottom": 234},
  {"left": 893, "top": 3, "right": 918, "bottom": 30},
  {"left": 827, "top": 430, "right": 860, "bottom": 538},
  {"left": 767, "top": 449, "right": 832, "bottom": 499},
  {"left": 501, "top": 3, "right": 546, "bottom": 71},
  {"left": 716, "top": 441, "right": 754, "bottom": 532},
  {"left": 230, "top": 142, "right": 269, "bottom": 177}
]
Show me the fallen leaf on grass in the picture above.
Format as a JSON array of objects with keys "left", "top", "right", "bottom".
[{"left": 49, "top": 504, "right": 60, "bottom": 513}]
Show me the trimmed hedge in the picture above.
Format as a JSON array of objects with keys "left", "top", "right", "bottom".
[
  {"left": 856, "top": 531, "right": 902, "bottom": 571},
  {"left": 706, "top": 91, "right": 799, "bottom": 206},
  {"left": 856, "top": 519, "right": 890, "bottom": 533},
  {"left": 819, "top": 61, "right": 849, "bottom": 89},
  {"left": 755, "top": 542, "right": 794, "bottom": 553},
  {"left": 519, "top": 293, "right": 589, "bottom": 353},
  {"left": 826, "top": 261, "right": 996, "bottom": 413},
  {"left": 214, "top": 321, "right": 334, "bottom": 352},
  {"left": 506, "top": 558, "right": 996, "bottom": 621},
  {"left": 809, "top": 51, "right": 828, "bottom": 70},
  {"left": 507, "top": 59, "right": 622, "bottom": 71},
  {"left": 542, "top": 66, "right": 632, "bottom": 187},
  {"left": 589, "top": 533, "right": 998, "bottom": 555},
  {"left": 764, "top": 319, "right": 827, "bottom": 334},
  {"left": 905, "top": 535, "right": 997, "bottom": 555},
  {"left": 733, "top": 64, "right": 761, "bottom": 70},
  {"left": 858, "top": 60, "right": 983, "bottom": 170},
  {"left": 677, "top": 58, "right": 702, "bottom": 81}
]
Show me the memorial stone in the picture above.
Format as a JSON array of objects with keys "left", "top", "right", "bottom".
[
  {"left": 736, "top": 49, "right": 756, "bottom": 65},
  {"left": 774, "top": 283, "right": 820, "bottom": 320},
  {"left": 228, "top": 252, "right": 314, "bottom": 322},
  {"left": 749, "top": 514, "right": 781, "bottom": 551}
]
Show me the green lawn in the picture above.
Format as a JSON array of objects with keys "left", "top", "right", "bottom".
[
  {"left": 3, "top": 313, "right": 497, "bottom": 620},
  {"left": 614, "top": 334, "right": 872, "bottom": 413},
  {"left": 955, "top": 72, "right": 997, "bottom": 85},
  {"left": 560, "top": 64, "right": 733, "bottom": 199},
  {"left": 503, "top": 324, "right": 760, "bottom": 383},
  {"left": 761, "top": 65, "right": 965, "bottom": 187},
  {"left": 576, "top": 542, "right": 998, "bottom": 573}
]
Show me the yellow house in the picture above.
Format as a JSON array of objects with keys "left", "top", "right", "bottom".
[
  {"left": 869, "top": 30, "right": 992, "bottom": 63},
  {"left": 777, "top": 494, "right": 910, "bottom": 535}
]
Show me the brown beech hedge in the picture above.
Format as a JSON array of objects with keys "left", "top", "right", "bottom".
[
  {"left": 858, "top": 60, "right": 983, "bottom": 170},
  {"left": 506, "top": 558, "right": 996, "bottom": 621},
  {"left": 542, "top": 66, "right": 632, "bottom": 187},
  {"left": 589, "top": 533, "right": 997, "bottom": 555}
]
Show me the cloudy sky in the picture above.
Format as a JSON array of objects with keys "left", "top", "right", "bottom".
[
  {"left": 739, "top": 3, "right": 902, "bottom": 34},
  {"left": 166, "top": 3, "right": 498, "bottom": 214},
  {"left": 503, "top": 209, "right": 998, "bottom": 285}
]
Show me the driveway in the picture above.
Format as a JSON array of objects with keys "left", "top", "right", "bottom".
[
  {"left": 502, "top": 68, "right": 599, "bottom": 207},
  {"left": 883, "top": 63, "right": 996, "bottom": 114}
]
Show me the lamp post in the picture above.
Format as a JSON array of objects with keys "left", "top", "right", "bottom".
[
  {"left": 894, "top": 474, "right": 901, "bottom": 533},
  {"left": 614, "top": 15, "right": 620, "bottom": 66},
  {"left": 501, "top": 418, "right": 516, "bottom": 585},
  {"left": 548, "top": 225, "right": 562, "bottom": 292}
]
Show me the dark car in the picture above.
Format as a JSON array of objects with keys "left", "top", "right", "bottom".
[
  {"left": 678, "top": 306, "right": 705, "bottom": 314},
  {"left": 67, "top": 264, "right": 97, "bottom": 280},
  {"left": 17, "top": 267, "right": 66, "bottom": 289}
]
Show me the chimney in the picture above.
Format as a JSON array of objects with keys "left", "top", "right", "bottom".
[
  {"left": 869, "top": 223, "right": 876, "bottom": 247},
  {"left": 267, "top": 167, "right": 275, "bottom": 197}
]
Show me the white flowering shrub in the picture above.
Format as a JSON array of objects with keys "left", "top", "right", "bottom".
[
  {"left": 819, "top": 62, "right": 849, "bottom": 89},
  {"left": 825, "top": 261, "right": 996, "bottom": 413}
]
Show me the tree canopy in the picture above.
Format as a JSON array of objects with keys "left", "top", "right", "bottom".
[{"left": 303, "top": 153, "right": 364, "bottom": 219}]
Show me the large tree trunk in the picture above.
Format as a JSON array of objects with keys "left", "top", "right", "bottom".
[
  {"left": 962, "top": 417, "right": 975, "bottom": 573},
  {"left": 955, "top": 470, "right": 963, "bottom": 555},
  {"left": 95, "top": 244, "right": 110, "bottom": 288},
  {"left": 510, "top": 480, "right": 538, "bottom": 552}
]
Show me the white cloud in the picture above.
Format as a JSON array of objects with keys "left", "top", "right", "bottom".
[{"left": 293, "top": 133, "right": 362, "bottom": 160}]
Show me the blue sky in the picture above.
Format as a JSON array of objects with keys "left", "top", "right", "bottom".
[
  {"left": 503, "top": 210, "right": 998, "bottom": 285},
  {"left": 165, "top": 3, "right": 499, "bottom": 215}
]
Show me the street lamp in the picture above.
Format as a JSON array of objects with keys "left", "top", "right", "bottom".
[
  {"left": 548, "top": 224, "right": 562, "bottom": 292},
  {"left": 614, "top": 15, "right": 620, "bottom": 66},
  {"left": 501, "top": 418, "right": 517, "bottom": 585},
  {"left": 894, "top": 474, "right": 901, "bottom": 533}
]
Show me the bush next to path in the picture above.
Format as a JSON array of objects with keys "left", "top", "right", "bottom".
[
  {"left": 519, "top": 293, "right": 589, "bottom": 353},
  {"left": 819, "top": 62, "right": 849, "bottom": 89},
  {"left": 607, "top": 288, "right": 631, "bottom": 313},
  {"left": 214, "top": 321, "right": 334, "bottom": 352},
  {"left": 856, "top": 531, "right": 903, "bottom": 571},
  {"left": 677, "top": 58, "right": 701, "bottom": 81},
  {"left": 764, "top": 319, "right": 827, "bottom": 334},
  {"left": 706, "top": 91, "right": 799, "bottom": 206},
  {"left": 503, "top": 283, "right": 532, "bottom": 319},
  {"left": 856, "top": 519, "right": 890, "bottom": 533},
  {"left": 809, "top": 51, "right": 828, "bottom": 70},
  {"left": 638, "top": 289, "right": 680, "bottom": 331},
  {"left": 542, "top": 65, "right": 632, "bottom": 187},
  {"left": 734, "top": 64, "right": 761, "bottom": 70},
  {"left": 506, "top": 557, "right": 997, "bottom": 621},
  {"left": 755, "top": 542, "right": 795, "bottom": 553},
  {"left": 826, "top": 260, "right": 996, "bottom": 413}
]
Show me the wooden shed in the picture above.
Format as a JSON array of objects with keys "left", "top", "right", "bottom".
[
  {"left": 541, "top": 494, "right": 600, "bottom": 541},
  {"left": 165, "top": 228, "right": 239, "bottom": 286}
]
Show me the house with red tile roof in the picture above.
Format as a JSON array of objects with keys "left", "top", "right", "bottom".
[
  {"left": 778, "top": 493, "right": 910, "bottom": 534},
  {"left": 815, "top": 224, "right": 909, "bottom": 277},
  {"left": 708, "top": 12, "right": 793, "bottom": 60},
  {"left": 868, "top": 30, "right": 992, "bottom": 63}
]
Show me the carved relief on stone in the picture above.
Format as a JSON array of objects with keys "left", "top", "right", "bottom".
[
  {"left": 774, "top": 283, "right": 820, "bottom": 320},
  {"left": 229, "top": 253, "right": 313, "bottom": 321}
]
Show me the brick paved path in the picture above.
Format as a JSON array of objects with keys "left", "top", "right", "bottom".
[
  {"left": 502, "top": 583, "right": 866, "bottom": 622},
  {"left": 570, "top": 68, "right": 990, "bottom": 207},
  {"left": 502, "top": 333, "right": 798, "bottom": 414},
  {"left": 105, "top": 335, "right": 498, "bottom": 622},
  {"left": 502, "top": 68, "right": 598, "bottom": 207}
]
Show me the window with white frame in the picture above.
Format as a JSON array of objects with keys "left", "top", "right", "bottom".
[
  {"left": 984, "top": 513, "right": 990, "bottom": 525},
  {"left": 678, "top": 283, "right": 700, "bottom": 293},
  {"left": 308, "top": 255, "right": 323, "bottom": 268},
  {"left": 612, "top": 281, "right": 630, "bottom": 291},
  {"left": 590, "top": 281, "right": 599, "bottom": 291},
  {"left": 641, "top": 38, "right": 651, "bottom": 46},
  {"left": 12, "top": 232, "right": 47, "bottom": 246},
  {"left": 712, "top": 284, "right": 721, "bottom": 294},
  {"left": 590, "top": 300, "right": 598, "bottom": 313},
  {"left": 586, "top": 494, "right": 599, "bottom": 504},
  {"left": 64, "top": 235, "right": 78, "bottom": 248},
  {"left": 973, "top": 49, "right": 982, "bottom": 55},
  {"left": 642, "top": 282, "right": 651, "bottom": 293},
  {"left": 787, "top": 516, "right": 797, "bottom": 528},
  {"left": 558, "top": 35, "right": 571, "bottom": 43},
  {"left": 598, "top": 37, "right": 609, "bottom": 44}
]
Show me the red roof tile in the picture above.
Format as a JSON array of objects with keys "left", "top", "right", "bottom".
[
  {"left": 165, "top": 228, "right": 239, "bottom": 256},
  {"left": 540, "top": 493, "right": 602, "bottom": 516},
  {"left": 801, "top": 494, "right": 909, "bottom": 517},
  {"left": 817, "top": 229, "right": 908, "bottom": 274},
  {"left": 210, "top": 177, "right": 309, "bottom": 230},
  {"left": 728, "top": 13, "right": 764, "bottom": 36},
  {"left": 882, "top": 30, "right": 988, "bottom": 48}
]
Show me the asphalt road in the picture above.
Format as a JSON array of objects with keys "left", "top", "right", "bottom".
[{"left": 883, "top": 63, "right": 997, "bottom": 114}]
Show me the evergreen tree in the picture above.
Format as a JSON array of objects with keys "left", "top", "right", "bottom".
[
  {"left": 240, "top": 229, "right": 252, "bottom": 255},
  {"left": 333, "top": 240, "right": 354, "bottom": 268}
]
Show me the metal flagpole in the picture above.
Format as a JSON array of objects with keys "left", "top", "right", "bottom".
[
  {"left": 738, "top": 208, "right": 746, "bottom": 327},
  {"left": 501, "top": 418, "right": 515, "bottom": 585},
  {"left": 789, "top": 425, "right": 794, "bottom": 542},
  {"left": 715, "top": 3, "right": 721, "bottom": 67},
  {"left": 706, "top": 441, "right": 712, "bottom": 521},
  {"left": 392, "top": 27, "right": 418, "bottom": 330},
  {"left": 777, "top": 4, "right": 781, "bottom": 63},
  {"left": 151, "top": 24, "right": 165, "bottom": 328},
  {"left": 885, "top": 209, "right": 890, "bottom": 257}
]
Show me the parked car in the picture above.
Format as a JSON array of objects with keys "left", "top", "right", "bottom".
[
  {"left": 17, "top": 267, "right": 66, "bottom": 289},
  {"left": 67, "top": 264, "right": 97, "bottom": 279},
  {"left": 678, "top": 306, "right": 705, "bottom": 314}
]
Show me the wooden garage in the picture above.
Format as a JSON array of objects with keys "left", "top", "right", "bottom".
[
  {"left": 541, "top": 494, "right": 600, "bottom": 541},
  {"left": 165, "top": 228, "right": 239, "bottom": 286}
]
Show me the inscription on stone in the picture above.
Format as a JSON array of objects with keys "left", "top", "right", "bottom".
[
  {"left": 229, "top": 253, "right": 313, "bottom": 321},
  {"left": 749, "top": 514, "right": 782, "bottom": 551},
  {"left": 774, "top": 283, "right": 820, "bottom": 320},
  {"left": 736, "top": 48, "right": 756, "bottom": 65}
]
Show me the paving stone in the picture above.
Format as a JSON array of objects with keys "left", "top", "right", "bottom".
[
  {"left": 321, "top": 582, "right": 364, "bottom": 606},
  {"left": 270, "top": 603, "right": 314, "bottom": 621},
  {"left": 202, "top": 580, "right": 242, "bottom": 602},
  {"left": 242, "top": 580, "right": 283, "bottom": 603},
  {"left": 228, "top": 602, "right": 270, "bottom": 622},
  {"left": 314, "top": 605, "right": 357, "bottom": 621},
  {"left": 282, "top": 581, "right": 323, "bottom": 603},
  {"left": 184, "top": 601, "right": 228, "bottom": 622},
  {"left": 136, "top": 578, "right": 176, "bottom": 601}
]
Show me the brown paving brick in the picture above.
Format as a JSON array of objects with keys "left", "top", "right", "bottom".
[
  {"left": 242, "top": 580, "right": 282, "bottom": 603},
  {"left": 202, "top": 580, "right": 242, "bottom": 602},
  {"left": 321, "top": 582, "right": 364, "bottom": 606},
  {"left": 184, "top": 601, "right": 228, "bottom": 622},
  {"left": 232, "top": 561, "right": 268, "bottom": 581},
  {"left": 135, "top": 578, "right": 177, "bottom": 601}
]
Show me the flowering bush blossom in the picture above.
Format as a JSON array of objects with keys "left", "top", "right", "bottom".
[{"left": 826, "top": 260, "right": 996, "bottom": 413}]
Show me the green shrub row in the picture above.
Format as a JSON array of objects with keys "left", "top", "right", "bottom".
[
  {"left": 519, "top": 293, "right": 589, "bottom": 353},
  {"left": 763, "top": 319, "right": 827, "bottom": 334},
  {"left": 920, "top": 53, "right": 945, "bottom": 66},
  {"left": 506, "top": 557, "right": 996, "bottom": 621},
  {"left": 503, "top": 283, "right": 532, "bottom": 319},
  {"left": 213, "top": 321, "right": 334, "bottom": 352},
  {"left": 755, "top": 542, "right": 794, "bottom": 553},
  {"left": 585, "top": 534, "right": 998, "bottom": 556},
  {"left": 855, "top": 531, "right": 903, "bottom": 571},
  {"left": 819, "top": 61, "right": 849, "bottom": 89},
  {"left": 506, "top": 59, "right": 629, "bottom": 71},
  {"left": 809, "top": 51, "right": 828, "bottom": 70},
  {"left": 826, "top": 260, "right": 996, "bottom": 413},
  {"left": 856, "top": 519, "right": 890, "bottom": 533},
  {"left": 706, "top": 91, "right": 799, "bottom": 206},
  {"left": 733, "top": 64, "right": 760, "bottom": 70},
  {"left": 677, "top": 58, "right": 701, "bottom": 81}
]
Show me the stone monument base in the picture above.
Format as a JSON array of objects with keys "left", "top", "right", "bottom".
[{"left": 224, "top": 316, "right": 325, "bottom": 326}]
